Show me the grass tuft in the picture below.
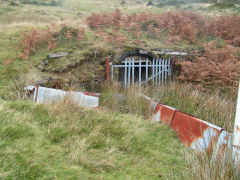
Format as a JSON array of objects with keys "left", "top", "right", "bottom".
[
  {"left": 100, "top": 82, "right": 153, "bottom": 119},
  {"left": 0, "top": 95, "right": 188, "bottom": 179},
  {"left": 151, "top": 82, "right": 236, "bottom": 132}
]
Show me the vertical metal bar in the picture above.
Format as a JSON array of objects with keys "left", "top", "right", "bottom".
[
  {"left": 156, "top": 58, "right": 158, "bottom": 84},
  {"left": 168, "top": 58, "right": 171, "bottom": 80},
  {"left": 162, "top": 58, "right": 164, "bottom": 85},
  {"left": 139, "top": 58, "right": 142, "bottom": 87},
  {"left": 233, "top": 79, "right": 240, "bottom": 166},
  {"left": 146, "top": 58, "right": 148, "bottom": 86},
  {"left": 153, "top": 58, "right": 155, "bottom": 85},
  {"left": 124, "top": 59, "right": 127, "bottom": 90},
  {"left": 158, "top": 58, "right": 160, "bottom": 84},
  {"left": 155, "top": 58, "right": 157, "bottom": 84},
  {"left": 167, "top": 58, "right": 169, "bottom": 76},
  {"left": 165, "top": 59, "right": 167, "bottom": 86},
  {"left": 159, "top": 58, "right": 161, "bottom": 85},
  {"left": 132, "top": 57, "right": 134, "bottom": 86},
  {"left": 111, "top": 66, "right": 113, "bottom": 81},
  {"left": 128, "top": 58, "right": 131, "bottom": 87}
]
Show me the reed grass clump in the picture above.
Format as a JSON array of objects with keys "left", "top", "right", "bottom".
[
  {"left": 100, "top": 82, "right": 153, "bottom": 119},
  {"left": 151, "top": 82, "right": 236, "bottom": 132}
]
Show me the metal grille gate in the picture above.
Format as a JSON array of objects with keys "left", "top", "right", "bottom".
[{"left": 111, "top": 57, "right": 172, "bottom": 89}]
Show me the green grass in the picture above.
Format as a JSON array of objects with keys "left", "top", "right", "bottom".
[
  {"left": 0, "top": 30, "right": 34, "bottom": 100},
  {"left": 0, "top": 0, "right": 239, "bottom": 98},
  {"left": 150, "top": 82, "right": 237, "bottom": 132},
  {"left": 0, "top": 98, "right": 188, "bottom": 179},
  {"left": 0, "top": 0, "right": 239, "bottom": 24},
  {"left": 0, "top": 0, "right": 239, "bottom": 179}
]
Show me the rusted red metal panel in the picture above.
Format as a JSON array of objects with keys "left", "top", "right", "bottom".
[
  {"left": 84, "top": 92, "right": 99, "bottom": 97},
  {"left": 137, "top": 94, "right": 227, "bottom": 154},
  {"left": 34, "top": 84, "right": 39, "bottom": 102},
  {"left": 153, "top": 103, "right": 176, "bottom": 125},
  {"left": 171, "top": 111, "right": 222, "bottom": 153}
]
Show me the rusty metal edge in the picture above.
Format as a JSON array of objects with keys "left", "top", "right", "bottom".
[{"left": 143, "top": 94, "right": 229, "bottom": 154}]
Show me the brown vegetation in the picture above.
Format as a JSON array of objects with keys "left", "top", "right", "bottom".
[
  {"left": 207, "top": 15, "right": 240, "bottom": 47},
  {"left": 86, "top": 10, "right": 240, "bottom": 46},
  {"left": 86, "top": 10, "right": 240, "bottom": 88},
  {"left": 17, "top": 10, "right": 240, "bottom": 88},
  {"left": 3, "top": 57, "right": 13, "bottom": 65},
  {"left": 86, "top": 10, "right": 205, "bottom": 43},
  {"left": 19, "top": 24, "right": 85, "bottom": 60},
  {"left": 178, "top": 42, "right": 240, "bottom": 88}
]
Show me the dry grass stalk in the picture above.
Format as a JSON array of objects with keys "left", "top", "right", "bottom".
[
  {"left": 100, "top": 82, "right": 153, "bottom": 119},
  {"left": 151, "top": 82, "right": 236, "bottom": 132}
]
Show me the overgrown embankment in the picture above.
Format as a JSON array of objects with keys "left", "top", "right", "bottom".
[
  {"left": 150, "top": 82, "right": 236, "bottom": 132},
  {"left": 0, "top": 2, "right": 240, "bottom": 179},
  {"left": 85, "top": 10, "right": 240, "bottom": 89},
  {"left": 0, "top": 97, "right": 188, "bottom": 179},
  {"left": 1, "top": 10, "right": 239, "bottom": 98}
]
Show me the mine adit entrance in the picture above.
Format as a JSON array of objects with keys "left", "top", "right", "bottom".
[{"left": 109, "top": 49, "right": 172, "bottom": 89}]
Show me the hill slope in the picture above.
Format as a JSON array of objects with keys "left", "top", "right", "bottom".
[{"left": 0, "top": 98, "right": 188, "bottom": 179}]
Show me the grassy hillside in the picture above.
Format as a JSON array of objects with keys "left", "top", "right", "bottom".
[
  {"left": 0, "top": 0, "right": 239, "bottom": 23},
  {"left": 150, "top": 82, "right": 236, "bottom": 132},
  {"left": 0, "top": 98, "right": 188, "bottom": 179},
  {"left": 0, "top": 1, "right": 239, "bottom": 130},
  {"left": 1, "top": 10, "right": 239, "bottom": 96},
  {"left": 0, "top": 0, "right": 240, "bottom": 179}
]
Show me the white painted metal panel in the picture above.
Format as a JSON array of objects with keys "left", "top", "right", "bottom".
[{"left": 27, "top": 86, "right": 99, "bottom": 108}]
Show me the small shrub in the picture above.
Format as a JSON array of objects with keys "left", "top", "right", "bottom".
[
  {"left": 120, "top": 0, "right": 125, "bottom": 5},
  {"left": 50, "top": 0, "right": 58, "bottom": 6},
  {"left": 20, "top": 0, "right": 60, "bottom": 6},
  {"left": 178, "top": 42, "right": 240, "bottom": 89},
  {"left": 3, "top": 58, "right": 13, "bottom": 65},
  {"left": 207, "top": 15, "right": 240, "bottom": 46},
  {"left": 8, "top": 0, "right": 19, "bottom": 6},
  {"left": 213, "top": 2, "right": 236, "bottom": 9},
  {"left": 49, "top": 127, "right": 69, "bottom": 143},
  {"left": 147, "top": 1, "right": 153, "bottom": 6},
  {"left": 18, "top": 27, "right": 57, "bottom": 60},
  {"left": 19, "top": 24, "right": 85, "bottom": 60}
]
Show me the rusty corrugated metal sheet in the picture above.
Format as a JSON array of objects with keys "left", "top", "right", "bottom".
[
  {"left": 84, "top": 92, "right": 99, "bottom": 97},
  {"left": 170, "top": 111, "right": 222, "bottom": 153},
  {"left": 151, "top": 99, "right": 227, "bottom": 154},
  {"left": 153, "top": 104, "right": 176, "bottom": 125}
]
